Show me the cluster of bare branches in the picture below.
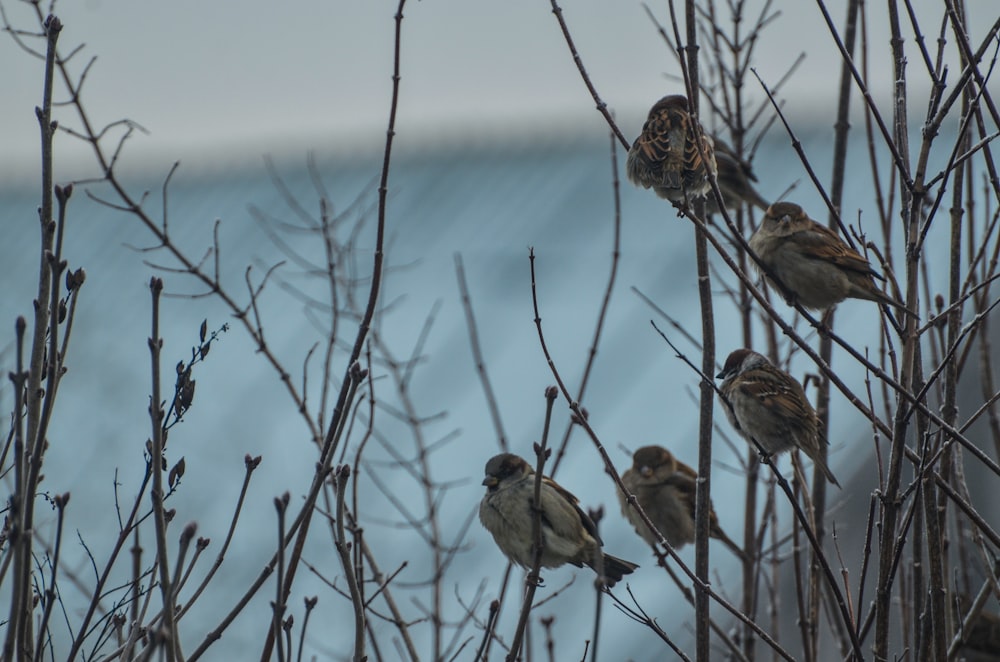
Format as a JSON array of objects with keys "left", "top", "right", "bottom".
[
  {"left": 537, "top": 0, "right": 1000, "bottom": 660},
  {"left": 1, "top": 0, "right": 999, "bottom": 661}
]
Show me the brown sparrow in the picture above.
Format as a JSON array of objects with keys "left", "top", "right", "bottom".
[
  {"left": 705, "top": 137, "right": 769, "bottom": 214},
  {"left": 626, "top": 95, "right": 718, "bottom": 203},
  {"left": 716, "top": 349, "right": 840, "bottom": 487},
  {"left": 748, "top": 201, "right": 903, "bottom": 311},
  {"left": 619, "top": 445, "right": 743, "bottom": 558},
  {"left": 955, "top": 594, "right": 1000, "bottom": 659},
  {"left": 479, "top": 453, "right": 638, "bottom": 585}
]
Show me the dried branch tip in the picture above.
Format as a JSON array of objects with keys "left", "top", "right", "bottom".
[
  {"left": 65, "top": 267, "right": 86, "bottom": 292},
  {"left": 180, "top": 521, "right": 198, "bottom": 544},
  {"left": 531, "top": 442, "right": 552, "bottom": 460},
  {"left": 44, "top": 14, "right": 63, "bottom": 34},
  {"left": 350, "top": 361, "right": 368, "bottom": 383},
  {"left": 54, "top": 184, "right": 73, "bottom": 204}
]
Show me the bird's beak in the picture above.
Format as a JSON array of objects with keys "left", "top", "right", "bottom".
[
  {"left": 715, "top": 369, "right": 725, "bottom": 379},
  {"left": 639, "top": 466, "right": 652, "bottom": 478},
  {"left": 482, "top": 476, "right": 498, "bottom": 488}
]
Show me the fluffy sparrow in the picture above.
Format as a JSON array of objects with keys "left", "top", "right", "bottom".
[
  {"left": 748, "top": 201, "right": 903, "bottom": 311},
  {"left": 705, "top": 137, "right": 769, "bottom": 214},
  {"left": 619, "top": 445, "right": 743, "bottom": 558},
  {"left": 716, "top": 349, "right": 841, "bottom": 487},
  {"left": 626, "top": 95, "right": 718, "bottom": 203},
  {"left": 479, "top": 453, "right": 638, "bottom": 585}
]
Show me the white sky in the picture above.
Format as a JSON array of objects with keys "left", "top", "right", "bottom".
[{"left": 1, "top": 1, "right": 993, "bottom": 181}]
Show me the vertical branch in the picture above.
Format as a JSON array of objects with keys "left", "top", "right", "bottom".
[
  {"left": 25, "top": 13, "right": 61, "bottom": 462},
  {"left": 473, "top": 600, "right": 500, "bottom": 662},
  {"left": 3, "top": 318, "right": 27, "bottom": 662},
  {"left": 928, "top": 21, "right": 975, "bottom": 656},
  {"left": 10, "top": 16, "right": 63, "bottom": 659},
  {"left": 678, "top": 2, "right": 715, "bottom": 660},
  {"left": 335, "top": 468, "right": 366, "bottom": 662},
  {"left": 814, "top": 1, "right": 861, "bottom": 657},
  {"left": 874, "top": 2, "right": 919, "bottom": 658},
  {"left": 147, "top": 276, "right": 179, "bottom": 662},
  {"left": 273, "top": 493, "right": 289, "bottom": 662},
  {"left": 920, "top": 442, "right": 947, "bottom": 660},
  {"left": 33, "top": 492, "right": 70, "bottom": 657},
  {"left": 258, "top": 4, "right": 405, "bottom": 658},
  {"left": 590, "top": 551, "right": 603, "bottom": 662},
  {"left": 790, "top": 479, "right": 815, "bottom": 662},
  {"left": 507, "top": 387, "right": 558, "bottom": 662}
]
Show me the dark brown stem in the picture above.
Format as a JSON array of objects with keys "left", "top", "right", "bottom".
[
  {"left": 335, "top": 468, "right": 366, "bottom": 662},
  {"left": 874, "top": 3, "right": 919, "bottom": 658},
  {"left": 33, "top": 492, "right": 69, "bottom": 657},
  {"left": 147, "top": 277, "right": 180, "bottom": 662},
  {"left": 811, "top": 1, "right": 861, "bottom": 657},
  {"left": 9, "top": 16, "right": 62, "bottom": 660},
  {"left": 254, "top": 4, "right": 404, "bottom": 659},
  {"left": 176, "top": 455, "right": 261, "bottom": 621},
  {"left": 473, "top": 600, "right": 499, "bottom": 662},
  {"left": 506, "top": 388, "right": 557, "bottom": 662}
]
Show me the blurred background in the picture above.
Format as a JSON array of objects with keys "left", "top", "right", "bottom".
[{"left": 1, "top": 1, "right": 996, "bottom": 659}]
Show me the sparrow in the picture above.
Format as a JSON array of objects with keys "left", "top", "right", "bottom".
[
  {"left": 619, "top": 445, "right": 743, "bottom": 558},
  {"left": 955, "top": 594, "right": 1000, "bottom": 659},
  {"left": 705, "top": 137, "right": 769, "bottom": 214},
  {"left": 748, "top": 201, "right": 904, "bottom": 311},
  {"left": 716, "top": 349, "right": 841, "bottom": 487},
  {"left": 626, "top": 95, "right": 718, "bottom": 203},
  {"left": 479, "top": 453, "right": 638, "bottom": 585}
]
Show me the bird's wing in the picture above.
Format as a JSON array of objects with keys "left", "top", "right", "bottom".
[
  {"left": 793, "top": 223, "right": 884, "bottom": 279},
  {"left": 539, "top": 476, "right": 603, "bottom": 545},
  {"left": 683, "top": 130, "right": 714, "bottom": 189},
  {"left": 631, "top": 110, "right": 687, "bottom": 189},
  {"left": 737, "top": 370, "right": 814, "bottom": 422}
]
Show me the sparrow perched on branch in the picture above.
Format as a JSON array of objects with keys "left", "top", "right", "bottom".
[
  {"left": 748, "top": 201, "right": 904, "bottom": 311},
  {"left": 479, "top": 453, "right": 638, "bottom": 585},
  {"left": 619, "top": 445, "right": 743, "bottom": 558},
  {"left": 716, "top": 349, "right": 841, "bottom": 487},
  {"left": 955, "top": 594, "right": 1000, "bottom": 659},
  {"left": 626, "top": 95, "right": 717, "bottom": 203},
  {"left": 705, "top": 137, "right": 769, "bottom": 214}
]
